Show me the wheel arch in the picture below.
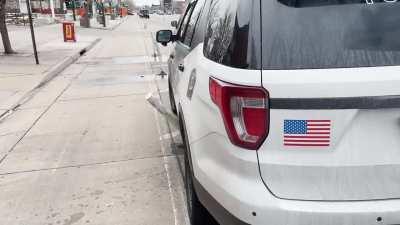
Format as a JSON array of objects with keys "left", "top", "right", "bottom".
[{"left": 178, "top": 104, "right": 194, "bottom": 171}]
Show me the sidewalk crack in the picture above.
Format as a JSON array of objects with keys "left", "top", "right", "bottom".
[{"left": 0, "top": 154, "right": 177, "bottom": 176}]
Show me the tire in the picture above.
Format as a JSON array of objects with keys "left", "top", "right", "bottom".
[
  {"left": 180, "top": 115, "right": 219, "bottom": 225},
  {"left": 169, "top": 82, "right": 177, "bottom": 115}
]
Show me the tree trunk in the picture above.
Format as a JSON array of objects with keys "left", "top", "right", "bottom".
[{"left": 0, "top": 0, "right": 14, "bottom": 54}]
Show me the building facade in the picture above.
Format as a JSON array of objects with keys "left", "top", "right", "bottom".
[
  {"left": 172, "top": 0, "right": 187, "bottom": 14},
  {"left": 161, "top": 0, "right": 172, "bottom": 12}
]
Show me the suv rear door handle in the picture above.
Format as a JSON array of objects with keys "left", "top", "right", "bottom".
[{"left": 178, "top": 64, "right": 185, "bottom": 72}]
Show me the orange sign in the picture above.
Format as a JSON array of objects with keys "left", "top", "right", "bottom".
[{"left": 63, "top": 22, "right": 76, "bottom": 42}]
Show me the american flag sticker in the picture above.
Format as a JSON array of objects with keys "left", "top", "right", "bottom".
[{"left": 283, "top": 120, "right": 331, "bottom": 147}]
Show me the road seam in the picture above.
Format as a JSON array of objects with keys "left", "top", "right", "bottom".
[
  {"left": 144, "top": 27, "right": 188, "bottom": 225},
  {"left": 0, "top": 154, "right": 178, "bottom": 176},
  {"left": 58, "top": 92, "right": 152, "bottom": 102},
  {"left": 0, "top": 63, "right": 89, "bottom": 165},
  {"left": 0, "top": 38, "right": 101, "bottom": 122},
  {"left": 152, "top": 102, "right": 181, "bottom": 225}
]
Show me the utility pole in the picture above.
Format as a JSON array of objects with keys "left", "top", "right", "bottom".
[
  {"left": 26, "top": 0, "right": 39, "bottom": 64},
  {"left": 101, "top": 2, "right": 106, "bottom": 27},
  {"left": 72, "top": 0, "right": 76, "bottom": 21}
]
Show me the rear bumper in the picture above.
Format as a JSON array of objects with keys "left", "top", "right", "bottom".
[
  {"left": 191, "top": 133, "right": 400, "bottom": 225},
  {"left": 194, "top": 174, "right": 400, "bottom": 225},
  {"left": 256, "top": 199, "right": 400, "bottom": 225},
  {"left": 193, "top": 177, "right": 250, "bottom": 225}
]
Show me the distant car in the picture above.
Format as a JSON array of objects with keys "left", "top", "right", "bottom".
[
  {"left": 127, "top": 9, "right": 134, "bottom": 15},
  {"left": 139, "top": 9, "right": 149, "bottom": 19},
  {"left": 156, "top": 0, "right": 400, "bottom": 224}
]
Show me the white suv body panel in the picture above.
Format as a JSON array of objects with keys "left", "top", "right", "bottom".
[
  {"left": 259, "top": 67, "right": 400, "bottom": 201},
  {"left": 190, "top": 132, "right": 400, "bottom": 225},
  {"left": 172, "top": 43, "right": 400, "bottom": 223}
]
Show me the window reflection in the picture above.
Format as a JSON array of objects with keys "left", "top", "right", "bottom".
[{"left": 203, "top": 0, "right": 260, "bottom": 69}]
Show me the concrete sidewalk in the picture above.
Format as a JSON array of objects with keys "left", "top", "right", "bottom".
[
  {"left": 0, "top": 37, "right": 100, "bottom": 117},
  {"left": 0, "top": 22, "right": 110, "bottom": 118},
  {"left": 0, "top": 15, "right": 188, "bottom": 225}
]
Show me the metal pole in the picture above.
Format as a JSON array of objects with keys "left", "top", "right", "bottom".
[
  {"left": 72, "top": 0, "right": 76, "bottom": 21},
  {"left": 118, "top": 0, "right": 121, "bottom": 18},
  {"left": 26, "top": 0, "right": 39, "bottom": 65},
  {"left": 101, "top": 2, "right": 106, "bottom": 27}
]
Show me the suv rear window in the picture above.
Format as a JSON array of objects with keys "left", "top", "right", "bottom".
[{"left": 261, "top": 1, "right": 400, "bottom": 69}]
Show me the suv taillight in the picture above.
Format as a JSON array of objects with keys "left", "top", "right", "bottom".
[{"left": 209, "top": 77, "right": 269, "bottom": 150}]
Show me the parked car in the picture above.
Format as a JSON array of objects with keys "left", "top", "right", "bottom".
[
  {"left": 127, "top": 9, "right": 134, "bottom": 15},
  {"left": 157, "top": 0, "right": 400, "bottom": 224},
  {"left": 139, "top": 9, "right": 149, "bottom": 19}
]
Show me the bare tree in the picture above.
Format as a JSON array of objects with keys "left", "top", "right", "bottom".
[{"left": 0, "top": 0, "right": 14, "bottom": 54}]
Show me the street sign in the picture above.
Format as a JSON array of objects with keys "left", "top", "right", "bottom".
[{"left": 63, "top": 22, "right": 76, "bottom": 42}]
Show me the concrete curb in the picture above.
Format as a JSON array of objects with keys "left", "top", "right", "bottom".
[
  {"left": 0, "top": 38, "right": 101, "bottom": 120},
  {"left": 37, "top": 38, "right": 101, "bottom": 89}
]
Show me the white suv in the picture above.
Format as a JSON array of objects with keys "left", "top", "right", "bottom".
[{"left": 156, "top": 0, "right": 400, "bottom": 224}]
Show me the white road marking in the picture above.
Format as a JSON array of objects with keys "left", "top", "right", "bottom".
[{"left": 145, "top": 30, "right": 189, "bottom": 225}]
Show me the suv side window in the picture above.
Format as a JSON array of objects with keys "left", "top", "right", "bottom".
[
  {"left": 177, "top": 3, "right": 195, "bottom": 42},
  {"left": 203, "top": 0, "right": 261, "bottom": 69},
  {"left": 191, "top": 0, "right": 210, "bottom": 48},
  {"left": 183, "top": 0, "right": 205, "bottom": 46}
]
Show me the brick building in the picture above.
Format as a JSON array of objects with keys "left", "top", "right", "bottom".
[{"left": 160, "top": 0, "right": 171, "bottom": 11}]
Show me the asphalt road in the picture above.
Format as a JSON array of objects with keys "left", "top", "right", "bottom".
[{"left": 0, "top": 15, "right": 188, "bottom": 225}]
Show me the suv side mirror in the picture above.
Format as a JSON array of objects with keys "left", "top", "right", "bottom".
[
  {"left": 156, "top": 30, "right": 174, "bottom": 46},
  {"left": 171, "top": 20, "right": 178, "bottom": 28}
]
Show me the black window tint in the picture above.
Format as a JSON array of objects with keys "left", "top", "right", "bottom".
[
  {"left": 279, "top": 0, "right": 398, "bottom": 8},
  {"left": 177, "top": 3, "right": 194, "bottom": 41},
  {"left": 203, "top": 0, "right": 261, "bottom": 69},
  {"left": 191, "top": 0, "right": 211, "bottom": 48},
  {"left": 184, "top": 0, "right": 205, "bottom": 46},
  {"left": 261, "top": 0, "right": 400, "bottom": 69}
]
